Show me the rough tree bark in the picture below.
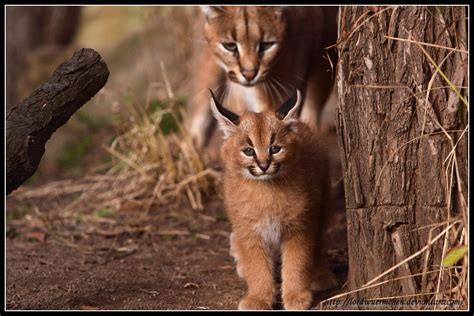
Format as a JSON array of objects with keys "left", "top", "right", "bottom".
[
  {"left": 336, "top": 6, "right": 467, "bottom": 309},
  {"left": 6, "top": 48, "right": 109, "bottom": 195}
]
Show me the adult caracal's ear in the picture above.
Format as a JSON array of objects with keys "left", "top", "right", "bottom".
[
  {"left": 272, "top": 6, "right": 289, "bottom": 17},
  {"left": 209, "top": 89, "right": 239, "bottom": 138},
  {"left": 200, "top": 6, "right": 226, "bottom": 20},
  {"left": 276, "top": 89, "right": 302, "bottom": 121}
]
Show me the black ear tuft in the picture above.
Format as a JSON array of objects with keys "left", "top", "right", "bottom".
[
  {"left": 276, "top": 91, "right": 298, "bottom": 119},
  {"left": 209, "top": 89, "right": 239, "bottom": 124}
]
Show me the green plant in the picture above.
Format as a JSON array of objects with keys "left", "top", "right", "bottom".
[
  {"left": 94, "top": 208, "right": 116, "bottom": 219},
  {"left": 6, "top": 205, "right": 32, "bottom": 224},
  {"left": 57, "top": 135, "right": 93, "bottom": 169}
]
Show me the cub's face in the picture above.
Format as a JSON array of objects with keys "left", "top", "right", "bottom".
[
  {"left": 210, "top": 90, "right": 303, "bottom": 181},
  {"left": 223, "top": 112, "right": 300, "bottom": 181},
  {"left": 202, "top": 6, "right": 287, "bottom": 87}
]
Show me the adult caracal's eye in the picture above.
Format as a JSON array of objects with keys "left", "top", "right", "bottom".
[
  {"left": 242, "top": 148, "right": 255, "bottom": 156},
  {"left": 222, "top": 42, "right": 238, "bottom": 53},
  {"left": 258, "top": 41, "right": 275, "bottom": 53}
]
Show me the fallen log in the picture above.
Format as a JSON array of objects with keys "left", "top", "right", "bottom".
[{"left": 6, "top": 48, "right": 109, "bottom": 195}]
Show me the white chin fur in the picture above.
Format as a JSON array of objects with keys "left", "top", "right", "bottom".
[
  {"left": 242, "top": 170, "right": 274, "bottom": 181},
  {"left": 238, "top": 77, "right": 259, "bottom": 86}
]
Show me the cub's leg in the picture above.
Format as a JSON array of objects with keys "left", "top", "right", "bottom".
[
  {"left": 232, "top": 231, "right": 275, "bottom": 310},
  {"left": 281, "top": 231, "right": 314, "bottom": 310},
  {"left": 229, "top": 232, "right": 244, "bottom": 278},
  {"left": 187, "top": 46, "right": 225, "bottom": 148}
]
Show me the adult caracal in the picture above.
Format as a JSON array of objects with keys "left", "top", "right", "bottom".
[{"left": 188, "top": 6, "right": 338, "bottom": 148}]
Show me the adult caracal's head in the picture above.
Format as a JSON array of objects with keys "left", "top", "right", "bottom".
[
  {"left": 201, "top": 6, "right": 287, "bottom": 87},
  {"left": 210, "top": 89, "right": 309, "bottom": 181}
]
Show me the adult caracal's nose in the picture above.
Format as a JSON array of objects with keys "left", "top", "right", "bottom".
[{"left": 241, "top": 68, "right": 258, "bottom": 82}]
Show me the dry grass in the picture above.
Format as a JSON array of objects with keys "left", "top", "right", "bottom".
[
  {"left": 78, "top": 82, "right": 219, "bottom": 214},
  {"left": 7, "top": 79, "right": 222, "bottom": 268},
  {"left": 6, "top": 6, "right": 221, "bottom": 269},
  {"left": 7, "top": 61, "right": 222, "bottom": 262},
  {"left": 15, "top": 97, "right": 219, "bottom": 214}
]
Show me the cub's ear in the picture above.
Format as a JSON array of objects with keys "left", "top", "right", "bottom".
[
  {"left": 209, "top": 89, "right": 239, "bottom": 138},
  {"left": 200, "top": 6, "right": 226, "bottom": 19},
  {"left": 276, "top": 89, "right": 302, "bottom": 121}
]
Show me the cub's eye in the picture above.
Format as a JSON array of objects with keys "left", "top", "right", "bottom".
[
  {"left": 269, "top": 145, "right": 281, "bottom": 154},
  {"left": 258, "top": 41, "right": 275, "bottom": 53},
  {"left": 242, "top": 148, "right": 255, "bottom": 156},
  {"left": 222, "top": 42, "right": 238, "bottom": 52}
]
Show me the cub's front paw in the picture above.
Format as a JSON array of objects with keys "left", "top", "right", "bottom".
[
  {"left": 283, "top": 290, "right": 312, "bottom": 310},
  {"left": 238, "top": 297, "right": 272, "bottom": 310}
]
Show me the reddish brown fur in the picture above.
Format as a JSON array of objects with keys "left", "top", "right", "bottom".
[{"left": 219, "top": 110, "right": 335, "bottom": 310}]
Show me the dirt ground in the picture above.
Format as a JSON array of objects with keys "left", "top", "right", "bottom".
[
  {"left": 6, "top": 186, "right": 347, "bottom": 311},
  {"left": 6, "top": 128, "right": 347, "bottom": 311}
]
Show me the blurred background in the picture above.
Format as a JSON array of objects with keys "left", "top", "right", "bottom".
[{"left": 7, "top": 6, "right": 201, "bottom": 183}]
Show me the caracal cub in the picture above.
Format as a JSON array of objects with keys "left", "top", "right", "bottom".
[{"left": 210, "top": 89, "right": 336, "bottom": 310}]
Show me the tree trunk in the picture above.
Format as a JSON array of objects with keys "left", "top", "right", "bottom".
[
  {"left": 6, "top": 48, "right": 109, "bottom": 195},
  {"left": 336, "top": 6, "right": 467, "bottom": 309}
]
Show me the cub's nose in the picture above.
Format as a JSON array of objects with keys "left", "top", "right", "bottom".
[
  {"left": 258, "top": 162, "right": 269, "bottom": 172},
  {"left": 241, "top": 68, "right": 258, "bottom": 82}
]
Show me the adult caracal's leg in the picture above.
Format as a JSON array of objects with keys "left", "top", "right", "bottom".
[{"left": 187, "top": 47, "right": 225, "bottom": 148}]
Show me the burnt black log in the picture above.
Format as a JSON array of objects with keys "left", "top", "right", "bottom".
[{"left": 6, "top": 48, "right": 109, "bottom": 195}]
